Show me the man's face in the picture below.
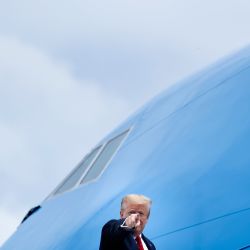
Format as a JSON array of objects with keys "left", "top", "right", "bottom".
[{"left": 120, "top": 201, "right": 149, "bottom": 235}]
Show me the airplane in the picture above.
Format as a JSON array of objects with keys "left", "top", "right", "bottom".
[{"left": 2, "top": 45, "right": 250, "bottom": 250}]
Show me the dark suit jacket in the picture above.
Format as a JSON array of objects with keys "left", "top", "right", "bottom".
[{"left": 99, "top": 219, "right": 156, "bottom": 250}]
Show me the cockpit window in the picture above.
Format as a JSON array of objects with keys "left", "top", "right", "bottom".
[
  {"left": 21, "top": 205, "right": 41, "bottom": 224},
  {"left": 81, "top": 129, "right": 130, "bottom": 184},
  {"left": 52, "top": 146, "right": 102, "bottom": 196},
  {"left": 49, "top": 129, "right": 130, "bottom": 198}
]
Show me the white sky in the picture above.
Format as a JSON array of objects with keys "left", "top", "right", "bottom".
[{"left": 0, "top": 0, "right": 250, "bottom": 245}]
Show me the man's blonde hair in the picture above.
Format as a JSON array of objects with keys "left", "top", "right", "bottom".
[{"left": 120, "top": 194, "right": 152, "bottom": 216}]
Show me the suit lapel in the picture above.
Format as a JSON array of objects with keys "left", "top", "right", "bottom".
[
  {"left": 141, "top": 234, "right": 154, "bottom": 250},
  {"left": 124, "top": 234, "right": 138, "bottom": 250},
  {"left": 125, "top": 233, "right": 154, "bottom": 250}
]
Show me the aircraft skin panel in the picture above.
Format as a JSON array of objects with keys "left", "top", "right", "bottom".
[
  {"left": 152, "top": 208, "right": 250, "bottom": 249},
  {"left": 2, "top": 46, "right": 250, "bottom": 249}
]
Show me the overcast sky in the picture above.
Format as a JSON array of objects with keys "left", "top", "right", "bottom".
[{"left": 1, "top": 0, "right": 250, "bottom": 245}]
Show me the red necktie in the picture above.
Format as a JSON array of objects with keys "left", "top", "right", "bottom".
[{"left": 135, "top": 235, "right": 144, "bottom": 250}]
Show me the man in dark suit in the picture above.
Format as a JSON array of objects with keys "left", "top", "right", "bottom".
[{"left": 99, "top": 194, "right": 156, "bottom": 250}]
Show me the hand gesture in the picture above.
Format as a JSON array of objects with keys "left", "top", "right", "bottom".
[{"left": 124, "top": 213, "right": 140, "bottom": 229}]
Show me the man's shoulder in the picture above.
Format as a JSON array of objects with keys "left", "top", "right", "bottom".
[
  {"left": 102, "top": 219, "right": 124, "bottom": 228},
  {"left": 100, "top": 218, "right": 134, "bottom": 250},
  {"left": 101, "top": 218, "right": 130, "bottom": 235}
]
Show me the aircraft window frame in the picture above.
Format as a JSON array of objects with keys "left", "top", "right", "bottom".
[
  {"left": 80, "top": 129, "right": 130, "bottom": 185},
  {"left": 47, "top": 128, "right": 131, "bottom": 199},
  {"left": 49, "top": 145, "right": 103, "bottom": 198}
]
